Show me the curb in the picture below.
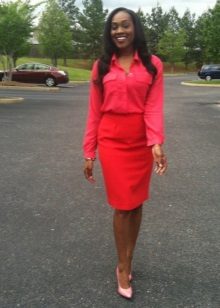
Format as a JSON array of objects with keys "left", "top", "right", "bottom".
[
  {"left": 181, "top": 82, "right": 220, "bottom": 87},
  {"left": 69, "top": 81, "right": 89, "bottom": 84},
  {"left": 0, "top": 85, "right": 60, "bottom": 91},
  {"left": 0, "top": 97, "right": 24, "bottom": 104},
  {"left": 0, "top": 81, "right": 89, "bottom": 91}
]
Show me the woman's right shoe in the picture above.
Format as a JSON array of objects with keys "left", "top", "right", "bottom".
[{"left": 116, "top": 267, "right": 133, "bottom": 299}]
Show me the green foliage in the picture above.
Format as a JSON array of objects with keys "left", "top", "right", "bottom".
[
  {"left": 209, "top": 1, "right": 220, "bottom": 62},
  {"left": 156, "top": 6, "right": 186, "bottom": 70},
  {"left": 1, "top": 0, "right": 219, "bottom": 70},
  {"left": 196, "top": 12, "right": 210, "bottom": 64},
  {"left": 38, "top": 0, "right": 72, "bottom": 66},
  {"left": 0, "top": 56, "right": 199, "bottom": 76},
  {"left": 195, "top": 1, "right": 220, "bottom": 64},
  {"left": 77, "top": 0, "right": 108, "bottom": 59},
  {"left": 179, "top": 9, "right": 198, "bottom": 67},
  {"left": 158, "top": 29, "right": 186, "bottom": 72},
  {"left": 0, "top": 0, "right": 34, "bottom": 76},
  {"left": 58, "top": 0, "right": 81, "bottom": 58},
  {"left": 145, "top": 5, "right": 169, "bottom": 54},
  {"left": 186, "top": 79, "right": 220, "bottom": 84},
  {"left": 203, "top": 2, "right": 220, "bottom": 62},
  {"left": 58, "top": 0, "right": 79, "bottom": 25},
  {"left": 136, "top": 8, "right": 147, "bottom": 28},
  {"left": 167, "top": 7, "right": 180, "bottom": 32},
  {"left": 0, "top": 56, "right": 91, "bottom": 80}
]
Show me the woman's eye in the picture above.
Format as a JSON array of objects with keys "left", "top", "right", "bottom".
[
  {"left": 122, "top": 21, "right": 130, "bottom": 28},
  {"left": 111, "top": 24, "right": 118, "bottom": 30},
  {"left": 111, "top": 22, "right": 130, "bottom": 31}
]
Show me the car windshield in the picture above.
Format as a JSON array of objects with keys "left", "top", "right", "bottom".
[
  {"left": 201, "top": 64, "right": 220, "bottom": 71},
  {"left": 201, "top": 65, "right": 211, "bottom": 70}
]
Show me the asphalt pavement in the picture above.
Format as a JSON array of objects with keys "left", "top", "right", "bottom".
[{"left": 0, "top": 76, "right": 220, "bottom": 307}]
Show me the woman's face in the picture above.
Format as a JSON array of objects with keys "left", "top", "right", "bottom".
[{"left": 110, "top": 11, "right": 135, "bottom": 52}]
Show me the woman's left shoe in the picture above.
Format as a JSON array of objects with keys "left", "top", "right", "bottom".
[{"left": 116, "top": 267, "right": 133, "bottom": 299}]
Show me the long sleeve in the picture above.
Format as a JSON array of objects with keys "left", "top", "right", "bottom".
[
  {"left": 144, "top": 56, "right": 165, "bottom": 146},
  {"left": 83, "top": 61, "right": 103, "bottom": 158}
]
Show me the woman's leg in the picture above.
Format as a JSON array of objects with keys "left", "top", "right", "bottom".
[
  {"left": 113, "top": 205, "right": 143, "bottom": 288},
  {"left": 127, "top": 205, "right": 143, "bottom": 274}
]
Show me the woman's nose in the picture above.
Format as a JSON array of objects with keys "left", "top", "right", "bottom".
[{"left": 115, "top": 26, "right": 124, "bottom": 33}]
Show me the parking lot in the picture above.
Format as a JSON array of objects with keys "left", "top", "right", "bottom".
[{"left": 0, "top": 76, "right": 220, "bottom": 307}]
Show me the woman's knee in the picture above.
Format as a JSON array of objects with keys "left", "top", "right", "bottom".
[
  {"left": 115, "top": 209, "right": 132, "bottom": 218},
  {"left": 132, "top": 204, "right": 143, "bottom": 215},
  {"left": 114, "top": 205, "right": 142, "bottom": 218}
]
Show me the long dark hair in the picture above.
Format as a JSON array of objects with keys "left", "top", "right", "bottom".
[{"left": 96, "top": 7, "right": 157, "bottom": 84}]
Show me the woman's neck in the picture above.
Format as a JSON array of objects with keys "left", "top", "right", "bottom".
[{"left": 117, "top": 47, "right": 134, "bottom": 58}]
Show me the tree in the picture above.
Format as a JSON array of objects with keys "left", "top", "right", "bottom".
[
  {"left": 12, "top": 42, "right": 31, "bottom": 67},
  {"left": 77, "top": 0, "right": 108, "bottom": 59},
  {"left": 58, "top": 0, "right": 79, "bottom": 63},
  {"left": 145, "top": 5, "right": 169, "bottom": 54},
  {"left": 136, "top": 7, "right": 147, "bottom": 28},
  {"left": 58, "top": 0, "right": 79, "bottom": 25},
  {"left": 208, "top": 0, "right": 220, "bottom": 63},
  {"left": 204, "top": 1, "right": 220, "bottom": 62},
  {"left": 136, "top": 8, "right": 149, "bottom": 45},
  {"left": 158, "top": 28, "right": 186, "bottom": 72},
  {"left": 38, "top": 0, "right": 72, "bottom": 66},
  {"left": 0, "top": 0, "right": 34, "bottom": 79},
  {"left": 167, "top": 7, "right": 180, "bottom": 32},
  {"left": 196, "top": 1, "right": 220, "bottom": 64},
  {"left": 180, "top": 9, "right": 197, "bottom": 68},
  {"left": 195, "top": 12, "right": 211, "bottom": 65},
  {"left": 157, "top": 6, "right": 187, "bottom": 70}
]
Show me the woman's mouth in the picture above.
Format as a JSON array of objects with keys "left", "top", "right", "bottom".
[{"left": 115, "top": 35, "right": 127, "bottom": 42}]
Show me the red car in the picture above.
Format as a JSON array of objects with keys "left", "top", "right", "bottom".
[{"left": 0, "top": 62, "right": 69, "bottom": 87}]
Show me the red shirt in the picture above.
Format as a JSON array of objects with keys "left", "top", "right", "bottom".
[{"left": 83, "top": 52, "right": 164, "bottom": 158}]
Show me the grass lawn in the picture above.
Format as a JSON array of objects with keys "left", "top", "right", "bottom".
[
  {"left": 59, "top": 66, "right": 90, "bottom": 81},
  {"left": 0, "top": 57, "right": 91, "bottom": 81},
  {"left": 2, "top": 57, "right": 217, "bottom": 83},
  {"left": 16, "top": 57, "right": 93, "bottom": 69},
  {"left": 186, "top": 79, "right": 220, "bottom": 85}
]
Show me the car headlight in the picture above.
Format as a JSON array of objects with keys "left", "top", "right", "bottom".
[{"left": 58, "top": 70, "right": 66, "bottom": 76}]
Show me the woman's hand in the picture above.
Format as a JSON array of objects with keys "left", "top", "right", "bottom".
[
  {"left": 84, "top": 159, "right": 95, "bottom": 183},
  {"left": 152, "top": 144, "right": 167, "bottom": 175}
]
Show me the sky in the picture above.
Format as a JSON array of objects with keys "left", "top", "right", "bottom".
[
  {"left": 2, "top": 0, "right": 217, "bottom": 19},
  {"left": 75, "top": 0, "right": 217, "bottom": 17}
]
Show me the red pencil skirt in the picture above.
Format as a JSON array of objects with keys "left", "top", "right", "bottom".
[{"left": 98, "top": 112, "right": 154, "bottom": 210}]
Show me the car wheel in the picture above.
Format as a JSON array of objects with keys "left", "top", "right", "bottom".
[
  {"left": 205, "top": 75, "right": 212, "bottom": 81},
  {"left": 45, "top": 77, "right": 56, "bottom": 87}
]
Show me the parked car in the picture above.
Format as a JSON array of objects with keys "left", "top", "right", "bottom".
[
  {"left": 0, "top": 62, "right": 69, "bottom": 86},
  {"left": 198, "top": 64, "right": 220, "bottom": 81}
]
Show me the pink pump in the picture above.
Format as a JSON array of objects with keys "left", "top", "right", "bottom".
[{"left": 116, "top": 267, "right": 133, "bottom": 299}]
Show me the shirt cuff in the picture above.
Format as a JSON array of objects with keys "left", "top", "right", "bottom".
[
  {"left": 146, "top": 138, "right": 164, "bottom": 147},
  {"left": 83, "top": 151, "right": 96, "bottom": 159}
]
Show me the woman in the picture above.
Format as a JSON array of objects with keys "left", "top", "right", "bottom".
[{"left": 83, "top": 7, "right": 167, "bottom": 299}]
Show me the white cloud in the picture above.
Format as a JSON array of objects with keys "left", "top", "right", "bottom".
[{"left": 76, "top": 0, "right": 217, "bottom": 17}]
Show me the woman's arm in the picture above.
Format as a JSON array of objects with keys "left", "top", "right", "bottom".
[
  {"left": 144, "top": 56, "right": 167, "bottom": 175},
  {"left": 83, "top": 61, "right": 103, "bottom": 182},
  {"left": 83, "top": 60, "right": 103, "bottom": 159},
  {"left": 144, "top": 55, "right": 164, "bottom": 147}
]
